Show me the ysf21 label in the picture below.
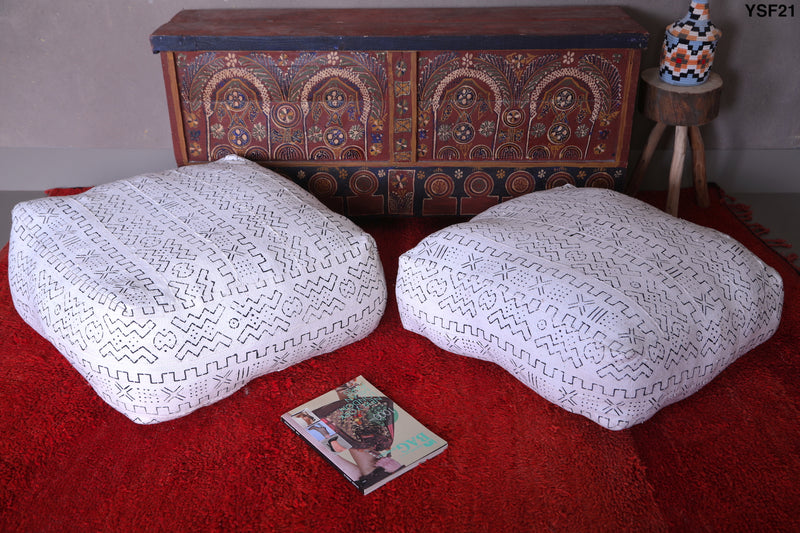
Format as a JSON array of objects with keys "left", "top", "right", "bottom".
[{"left": 746, "top": 4, "right": 796, "bottom": 17}]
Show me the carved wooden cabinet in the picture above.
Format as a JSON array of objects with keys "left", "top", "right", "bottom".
[{"left": 151, "top": 7, "right": 648, "bottom": 216}]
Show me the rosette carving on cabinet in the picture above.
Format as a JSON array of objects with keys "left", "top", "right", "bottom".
[
  {"left": 177, "top": 51, "right": 388, "bottom": 162},
  {"left": 418, "top": 51, "right": 622, "bottom": 162}
]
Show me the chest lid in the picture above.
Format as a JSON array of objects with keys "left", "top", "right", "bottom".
[{"left": 150, "top": 7, "right": 649, "bottom": 52}]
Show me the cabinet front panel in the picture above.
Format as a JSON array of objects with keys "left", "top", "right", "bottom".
[
  {"left": 165, "top": 47, "right": 640, "bottom": 216},
  {"left": 172, "top": 48, "right": 635, "bottom": 167},
  {"left": 417, "top": 49, "right": 631, "bottom": 164},
  {"left": 174, "top": 51, "right": 403, "bottom": 163},
  {"left": 155, "top": 7, "right": 648, "bottom": 217}
]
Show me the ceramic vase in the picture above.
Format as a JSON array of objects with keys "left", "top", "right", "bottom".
[{"left": 659, "top": 0, "right": 722, "bottom": 86}]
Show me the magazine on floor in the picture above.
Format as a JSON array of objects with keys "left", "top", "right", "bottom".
[{"left": 281, "top": 375, "right": 448, "bottom": 495}]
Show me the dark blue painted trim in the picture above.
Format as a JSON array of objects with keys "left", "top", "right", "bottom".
[{"left": 150, "top": 33, "right": 649, "bottom": 53}]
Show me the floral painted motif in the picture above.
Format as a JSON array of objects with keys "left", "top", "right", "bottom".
[
  {"left": 417, "top": 50, "right": 623, "bottom": 162},
  {"left": 169, "top": 46, "right": 636, "bottom": 216},
  {"left": 178, "top": 51, "right": 389, "bottom": 162}
]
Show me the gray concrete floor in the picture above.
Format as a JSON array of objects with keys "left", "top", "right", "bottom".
[
  {"left": 3, "top": 190, "right": 800, "bottom": 263},
  {"left": 731, "top": 192, "right": 800, "bottom": 266},
  {"left": 2, "top": 191, "right": 43, "bottom": 246}
]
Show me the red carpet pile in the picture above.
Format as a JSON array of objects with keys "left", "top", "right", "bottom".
[{"left": 1, "top": 186, "right": 798, "bottom": 531}]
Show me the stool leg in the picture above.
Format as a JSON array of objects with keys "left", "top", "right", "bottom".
[
  {"left": 626, "top": 121, "right": 668, "bottom": 195},
  {"left": 666, "top": 126, "right": 688, "bottom": 217},
  {"left": 689, "top": 126, "right": 710, "bottom": 208}
]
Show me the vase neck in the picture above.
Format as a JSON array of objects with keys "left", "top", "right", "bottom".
[{"left": 688, "top": 1, "right": 711, "bottom": 22}]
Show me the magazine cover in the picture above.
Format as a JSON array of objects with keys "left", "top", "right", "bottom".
[{"left": 281, "top": 376, "right": 448, "bottom": 495}]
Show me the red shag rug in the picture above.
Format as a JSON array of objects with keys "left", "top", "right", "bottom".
[{"left": 2, "top": 185, "right": 798, "bottom": 532}]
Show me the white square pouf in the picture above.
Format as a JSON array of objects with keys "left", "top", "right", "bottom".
[
  {"left": 396, "top": 186, "right": 783, "bottom": 430},
  {"left": 9, "top": 156, "right": 387, "bottom": 423}
]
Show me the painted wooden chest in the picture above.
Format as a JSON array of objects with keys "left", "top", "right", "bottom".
[{"left": 151, "top": 7, "right": 648, "bottom": 216}]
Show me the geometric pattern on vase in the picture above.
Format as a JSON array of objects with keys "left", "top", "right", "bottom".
[
  {"left": 396, "top": 185, "right": 783, "bottom": 430},
  {"left": 659, "top": 0, "right": 722, "bottom": 86},
  {"left": 8, "top": 155, "right": 387, "bottom": 423}
]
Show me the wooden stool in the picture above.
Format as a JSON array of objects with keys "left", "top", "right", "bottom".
[{"left": 626, "top": 68, "right": 723, "bottom": 216}]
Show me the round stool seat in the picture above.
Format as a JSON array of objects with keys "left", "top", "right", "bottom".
[{"left": 640, "top": 68, "right": 722, "bottom": 126}]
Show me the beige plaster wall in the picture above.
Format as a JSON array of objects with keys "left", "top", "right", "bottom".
[{"left": 1, "top": 0, "right": 798, "bottom": 191}]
